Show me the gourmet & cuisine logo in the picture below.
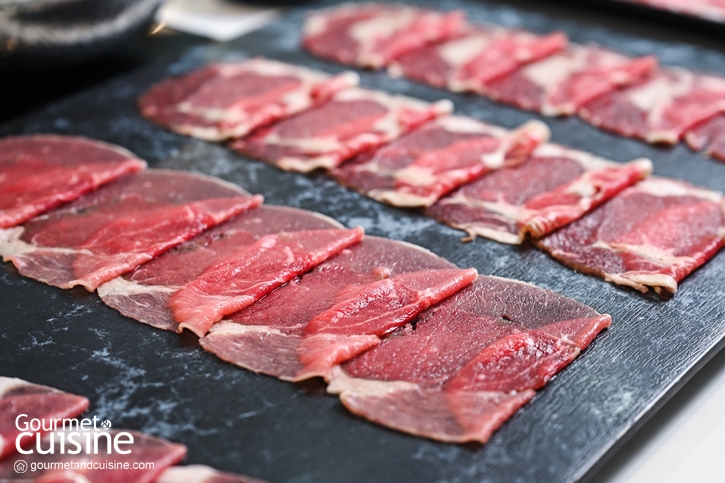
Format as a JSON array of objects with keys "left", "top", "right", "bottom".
[{"left": 14, "top": 414, "right": 133, "bottom": 455}]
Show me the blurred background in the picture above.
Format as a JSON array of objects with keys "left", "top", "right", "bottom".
[{"left": 0, "top": 0, "right": 297, "bottom": 121}]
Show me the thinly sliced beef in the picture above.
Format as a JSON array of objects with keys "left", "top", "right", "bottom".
[
  {"left": 302, "top": 3, "right": 465, "bottom": 68},
  {"left": 99, "top": 206, "right": 340, "bottom": 332},
  {"left": 200, "top": 237, "right": 476, "bottom": 382},
  {"left": 580, "top": 67, "right": 725, "bottom": 144},
  {"left": 0, "top": 170, "right": 262, "bottom": 291},
  {"left": 328, "top": 276, "right": 611, "bottom": 443},
  {"left": 231, "top": 87, "right": 452, "bottom": 172},
  {"left": 685, "top": 114, "right": 725, "bottom": 161},
  {"left": 0, "top": 430, "right": 186, "bottom": 483},
  {"left": 389, "top": 25, "right": 567, "bottom": 93},
  {"left": 171, "top": 226, "right": 365, "bottom": 337},
  {"left": 297, "top": 267, "right": 477, "bottom": 380},
  {"left": 139, "top": 58, "right": 359, "bottom": 140},
  {"left": 427, "top": 143, "right": 652, "bottom": 244},
  {"left": 0, "top": 135, "right": 146, "bottom": 229},
  {"left": 538, "top": 177, "right": 725, "bottom": 294},
  {"left": 485, "top": 44, "right": 657, "bottom": 116},
  {"left": 158, "top": 465, "right": 270, "bottom": 483},
  {"left": 0, "top": 378, "right": 89, "bottom": 460},
  {"left": 332, "top": 116, "right": 550, "bottom": 207}
]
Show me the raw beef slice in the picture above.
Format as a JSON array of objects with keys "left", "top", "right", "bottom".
[
  {"left": 0, "top": 134, "right": 146, "bottom": 229},
  {"left": 332, "top": 116, "right": 550, "bottom": 207},
  {"left": 201, "top": 237, "right": 476, "bottom": 382},
  {"left": 486, "top": 44, "right": 657, "bottom": 116},
  {"left": 580, "top": 67, "right": 725, "bottom": 144},
  {"left": 0, "top": 170, "right": 262, "bottom": 291},
  {"left": 327, "top": 276, "right": 611, "bottom": 443},
  {"left": 0, "top": 430, "right": 186, "bottom": 483},
  {"left": 139, "top": 58, "right": 359, "bottom": 140},
  {"left": 302, "top": 3, "right": 465, "bottom": 68},
  {"left": 427, "top": 143, "right": 652, "bottom": 244},
  {"left": 685, "top": 114, "right": 725, "bottom": 161},
  {"left": 389, "top": 24, "right": 567, "bottom": 93},
  {"left": 170, "top": 226, "right": 365, "bottom": 337},
  {"left": 0, "top": 377, "right": 89, "bottom": 460},
  {"left": 232, "top": 87, "right": 452, "bottom": 172},
  {"left": 538, "top": 177, "right": 725, "bottom": 294},
  {"left": 158, "top": 465, "right": 270, "bottom": 483},
  {"left": 99, "top": 206, "right": 342, "bottom": 332}
]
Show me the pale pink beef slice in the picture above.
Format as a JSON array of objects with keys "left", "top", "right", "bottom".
[
  {"left": 538, "top": 176, "right": 725, "bottom": 294},
  {"left": 200, "top": 237, "right": 476, "bottom": 382},
  {"left": 427, "top": 143, "right": 652, "bottom": 244},
  {"left": 0, "top": 170, "right": 261, "bottom": 291},
  {"left": 633, "top": 0, "right": 725, "bottom": 22},
  {"left": 302, "top": 3, "right": 465, "bottom": 68},
  {"left": 580, "top": 67, "right": 725, "bottom": 145},
  {"left": 98, "top": 206, "right": 339, "bottom": 332},
  {"left": 231, "top": 87, "right": 452, "bottom": 172},
  {"left": 486, "top": 44, "right": 657, "bottom": 116},
  {"left": 138, "top": 58, "right": 358, "bottom": 140},
  {"left": 0, "top": 134, "right": 146, "bottom": 229},
  {"left": 328, "top": 276, "right": 611, "bottom": 443},
  {"left": 685, "top": 114, "right": 725, "bottom": 162},
  {"left": 389, "top": 24, "right": 567, "bottom": 93},
  {"left": 332, "top": 116, "right": 550, "bottom": 207}
]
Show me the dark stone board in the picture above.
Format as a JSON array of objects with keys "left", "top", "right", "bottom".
[{"left": 1, "top": 1, "right": 724, "bottom": 482}]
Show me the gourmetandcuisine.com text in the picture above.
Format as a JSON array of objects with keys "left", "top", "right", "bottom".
[{"left": 29, "top": 460, "right": 154, "bottom": 472}]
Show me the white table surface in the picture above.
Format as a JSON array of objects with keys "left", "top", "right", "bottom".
[{"left": 590, "top": 345, "right": 725, "bottom": 483}]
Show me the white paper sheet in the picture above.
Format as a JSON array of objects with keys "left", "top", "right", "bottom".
[{"left": 156, "top": 0, "right": 280, "bottom": 42}]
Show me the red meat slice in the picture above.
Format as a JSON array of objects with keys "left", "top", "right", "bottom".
[
  {"left": 538, "top": 177, "right": 725, "bottom": 294},
  {"left": 231, "top": 87, "right": 452, "bottom": 172},
  {"left": 427, "top": 143, "right": 652, "bottom": 244},
  {"left": 0, "top": 430, "right": 186, "bottom": 483},
  {"left": 0, "top": 134, "right": 146, "bottom": 229},
  {"left": 389, "top": 24, "right": 567, "bottom": 93},
  {"left": 296, "top": 267, "right": 477, "bottom": 381},
  {"left": 486, "top": 44, "right": 657, "bottom": 116},
  {"left": 327, "top": 276, "right": 611, "bottom": 443},
  {"left": 0, "top": 377, "right": 89, "bottom": 460},
  {"left": 302, "top": 3, "right": 465, "bottom": 69},
  {"left": 158, "top": 465, "right": 270, "bottom": 483},
  {"left": 332, "top": 116, "right": 550, "bottom": 207},
  {"left": 98, "top": 206, "right": 340, "bottom": 332},
  {"left": 0, "top": 170, "right": 262, "bottom": 291},
  {"left": 685, "top": 114, "right": 725, "bottom": 162},
  {"left": 200, "top": 237, "right": 476, "bottom": 382},
  {"left": 170, "top": 226, "right": 365, "bottom": 337},
  {"left": 139, "top": 58, "right": 358, "bottom": 141},
  {"left": 580, "top": 67, "right": 725, "bottom": 145}
]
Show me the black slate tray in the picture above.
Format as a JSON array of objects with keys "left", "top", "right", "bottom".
[{"left": 2, "top": 1, "right": 725, "bottom": 482}]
